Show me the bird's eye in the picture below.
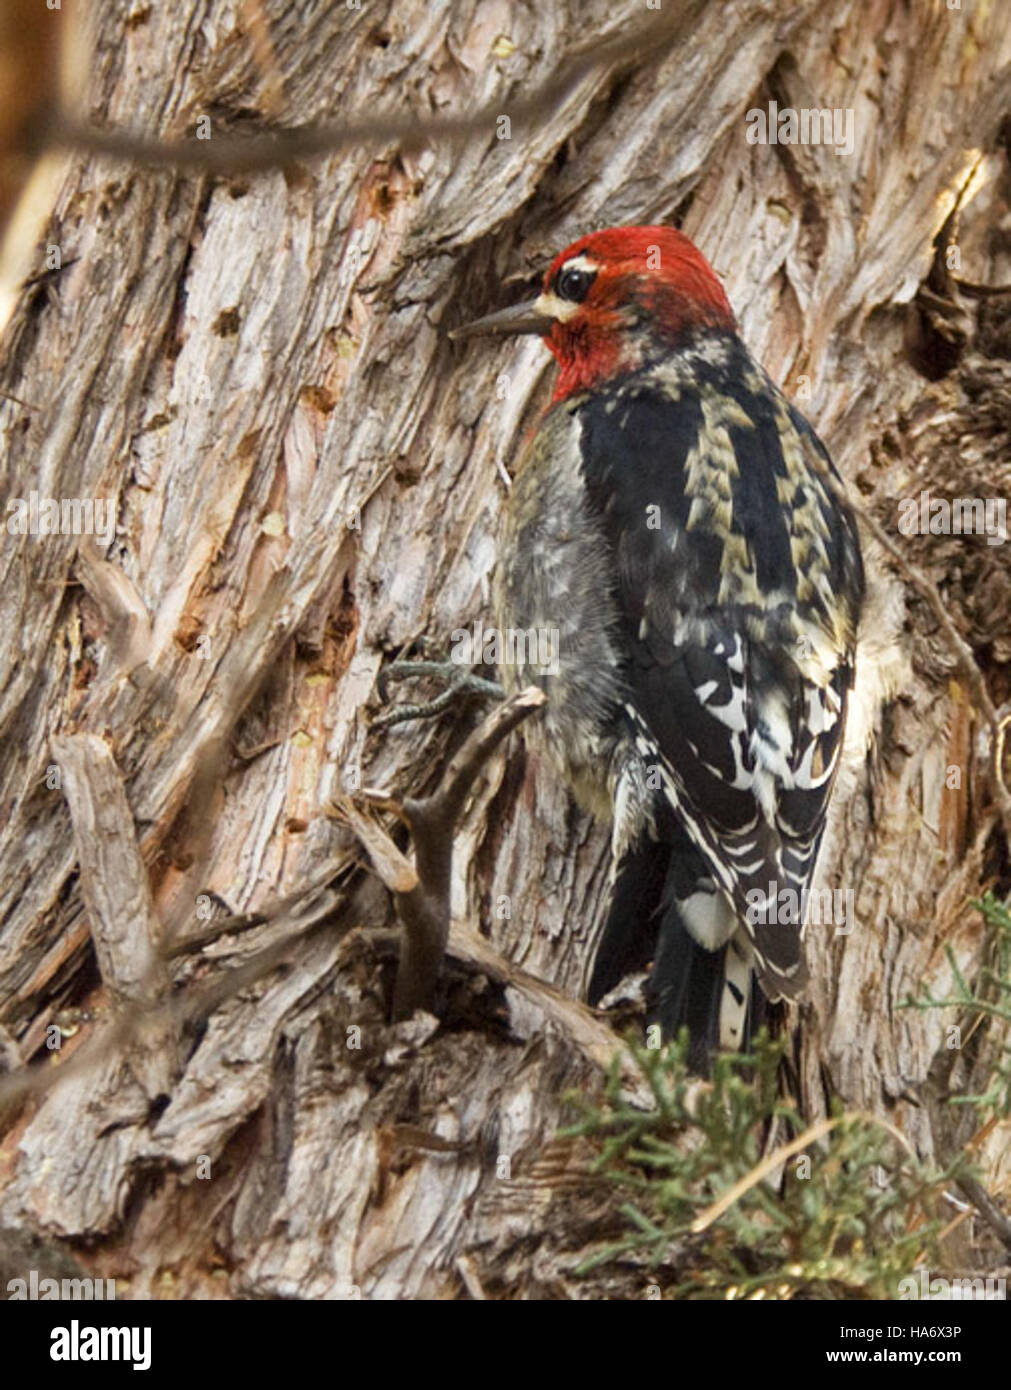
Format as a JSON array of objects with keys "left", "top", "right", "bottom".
[{"left": 555, "top": 266, "right": 596, "bottom": 303}]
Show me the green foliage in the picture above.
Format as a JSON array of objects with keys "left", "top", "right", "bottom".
[
  {"left": 902, "top": 892, "right": 1011, "bottom": 1120},
  {"left": 565, "top": 1032, "right": 957, "bottom": 1300}
]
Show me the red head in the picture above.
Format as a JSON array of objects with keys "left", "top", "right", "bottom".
[{"left": 452, "top": 226, "right": 736, "bottom": 402}]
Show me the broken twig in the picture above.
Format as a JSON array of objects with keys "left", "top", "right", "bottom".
[{"left": 333, "top": 685, "right": 546, "bottom": 1020}]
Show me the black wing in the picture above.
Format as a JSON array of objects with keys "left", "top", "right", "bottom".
[{"left": 577, "top": 342, "right": 863, "bottom": 997}]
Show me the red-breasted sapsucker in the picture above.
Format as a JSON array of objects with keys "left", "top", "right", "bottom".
[{"left": 452, "top": 226, "right": 863, "bottom": 1071}]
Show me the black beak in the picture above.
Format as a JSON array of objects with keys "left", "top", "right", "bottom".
[{"left": 448, "top": 298, "right": 553, "bottom": 341}]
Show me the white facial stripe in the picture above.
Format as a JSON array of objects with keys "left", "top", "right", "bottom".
[
  {"left": 560, "top": 253, "right": 599, "bottom": 275},
  {"left": 537, "top": 253, "right": 601, "bottom": 322},
  {"left": 535, "top": 291, "right": 581, "bottom": 322}
]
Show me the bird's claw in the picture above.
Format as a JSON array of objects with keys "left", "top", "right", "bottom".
[{"left": 373, "top": 658, "right": 504, "bottom": 731}]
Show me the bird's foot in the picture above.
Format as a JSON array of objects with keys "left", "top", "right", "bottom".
[{"left": 373, "top": 658, "right": 503, "bottom": 731}]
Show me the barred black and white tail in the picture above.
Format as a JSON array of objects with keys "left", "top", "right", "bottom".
[{"left": 587, "top": 832, "right": 765, "bottom": 1075}]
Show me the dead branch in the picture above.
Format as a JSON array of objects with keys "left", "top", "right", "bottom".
[
  {"left": 49, "top": 731, "right": 177, "bottom": 1098},
  {"left": 43, "top": 2, "right": 706, "bottom": 175},
  {"left": 333, "top": 685, "right": 546, "bottom": 1021}
]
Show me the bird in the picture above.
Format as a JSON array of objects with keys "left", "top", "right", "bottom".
[{"left": 450, "top": 225, "right": 864, "bottom": 1073}]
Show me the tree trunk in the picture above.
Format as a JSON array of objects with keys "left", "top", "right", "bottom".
[{"left": 0, "top": 0, "right": 1009, "bottom": 1299}]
